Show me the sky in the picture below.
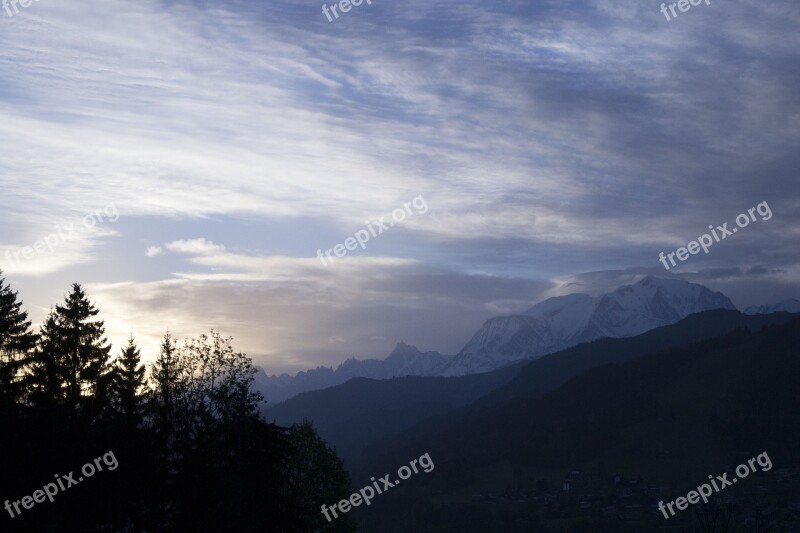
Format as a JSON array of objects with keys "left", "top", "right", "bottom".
[{"left": 1, "top": 0, "right": 798, "bottom": 374}]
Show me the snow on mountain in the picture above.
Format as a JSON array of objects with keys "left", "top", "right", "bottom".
[
  {"left": 744, "top": 299, "right": 800, "bottom": 315},
  {"left": 258, "top": 276, "right": 740, "bottom": 401},
  {"left": 438, "top": 276, "right": 736, "bottom": 376}
]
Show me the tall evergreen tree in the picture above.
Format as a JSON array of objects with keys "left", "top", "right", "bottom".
[
  {"left": 109, "top": 335, "right": 146, "bottom": 429},
  {"left": 0, "top": 272, "right": 36, "bottom": 404},
  {"left": 150, "top": 332, "right": 181, "bottom": 435},
  {"left": 28, "top": 283, "right": 111, "bottom": 412},
  {"left": 27, "top": 310, "right": 64, "bottom": 406},
  {"left": 104, "top": 336, "right": 150, "bottom": 527}
]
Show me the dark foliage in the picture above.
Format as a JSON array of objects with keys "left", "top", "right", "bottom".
[
  {"left": 354, "top": 315, "right": 800, "bottom": 532},
  {"left": 0, "top": 276, "right": 354, "bottom": 532}
]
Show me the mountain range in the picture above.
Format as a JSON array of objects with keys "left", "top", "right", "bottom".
[
  {"left": 266, "top": 308, "right": 798, "bottom": 468},
  {"left": 259, "top": 277, "right": 800, "bottom": 531},
  {"left": 258, "top": 276, "right": 746, "bottom": 403},
  {"left": 351, "top": 314, "right": 800, "bottom": 532},
  {"left": 440, "top": 275, "right": 735, "bottom": 375},
  {"left": 255, "top": 343, "right": 452, "bottom": 404},
  {"left": 744, "top": 298, "right": 800, "bottom": 314}
]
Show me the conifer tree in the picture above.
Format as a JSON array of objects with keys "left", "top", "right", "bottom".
[
  {"left": 150, "top": 332, "right": 181, "bottom": 434},
  {"left": 109, "top": 335, "right": 146, "bottom": 429},
  {"left": 0, "top": 272, "right": 36, "bottom": 404},
  {"left": 28, "top": 283, "right": 111, "bottom": 411},
  {"left": 27, "top": 310, "right": 64, "bottom": 405}
]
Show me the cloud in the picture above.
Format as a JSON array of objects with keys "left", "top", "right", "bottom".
[
  {"left": 2, "top": 0, "right": 799, "bottom": 375},
  {"left": 165, "top": 238, "right": 225, "bottom": 255},
  {"left": 87, "top": 253, "right": 552, "bottom": 374}
]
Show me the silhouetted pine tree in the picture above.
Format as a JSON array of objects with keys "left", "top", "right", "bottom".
[
  {"left": 150, "top": 332, "right": 181, "bottom": 438},
  {"left": 0, "top": 281, "right": 363, "bottom": 532},
  {"left": 28, "top": 284, "right": 112, "bottom": 415},
  {"left": 0, "top": 274, "right": 38, "bottom": 532},
  {"left": 109, "top": 335, "right": 147, "bottom": 430},
  {"left": 146, "top": 332, "right": 184, "bottom": 530},
  {"left": 0, "top": 272, "right": 36, "bottom": 405},
  {"left": 27, "top": 310, "right": 65, "bottom": 406},
  {"left": 103, "top": 336, "right": 151, "bottom": 529}
]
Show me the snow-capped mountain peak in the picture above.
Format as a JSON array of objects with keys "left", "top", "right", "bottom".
[
  {"left": 258, "top": 277, "right": 743, "bottom": 401},
  {"left": 744, "top": 299, "right": 800, "bottom": 315},
  {"left": 438, "top": 276, "right": 735, "bottom": 376}
]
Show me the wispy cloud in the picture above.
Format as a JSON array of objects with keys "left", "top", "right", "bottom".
[
  {"left": 2, "top": 0, "right": 799, "bottom": 372},
  {"left": 145, "top": 246, "right": 163, "bottom": 257}
]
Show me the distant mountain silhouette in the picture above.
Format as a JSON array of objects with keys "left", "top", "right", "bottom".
[
  {"left": 256, "top": 342, "right": 451, "bottom": 404},
  {"left": 267, "top": 309, "right": 797, "bottom": 473},
  {"left": 263, "top": 361, "right": 523, "bottom": 465},
  {"left": 744, "top": 298, "right": 800, "bottom": 314},
  {"left": 258, "top": 277, "right": 740, "bottom": 403}
]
